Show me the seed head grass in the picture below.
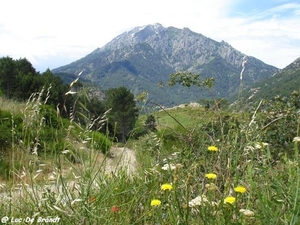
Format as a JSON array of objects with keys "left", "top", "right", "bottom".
[{"left": 0, "top": 81, "right": 299, "bottom": 224}]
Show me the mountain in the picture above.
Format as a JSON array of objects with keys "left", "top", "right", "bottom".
[
  {"left": 240, "top": 57, "right": 300, "bottom": 102},
  {"left": 52, "top": 23, "right": 278, "bottom": 106}
]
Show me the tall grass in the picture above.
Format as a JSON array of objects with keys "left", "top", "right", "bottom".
[
  {"left": 0, "top": 84, "right": 299, "bottom": 225},
  {"left": 0, "top": 96, "right": 26, "bottom": 114}
]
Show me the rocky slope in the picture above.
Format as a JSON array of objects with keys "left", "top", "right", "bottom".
[
  {"left": 53, "top": 23, "right": 278, "bottom": 106},
  {"left": 241, "top": 57, "right": 300, "bottom": 102}
]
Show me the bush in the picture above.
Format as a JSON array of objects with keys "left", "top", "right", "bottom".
[
  {"left": 0, "top": 109, "right": 23, "bottom": 151},
  {"left": 88, "top": 131, "right": 112, "bottom": 154},
  {"left": 40, "top": 105, "right": 61, "bottom": 128},
  {"left": 156, "top": 127, "right": 185, "bottom": 151},
  {"left": 256, "top": 92, "right": 300, "bottom": 158},
  {"left": 0, "top": 154, "right": 10, "bottom": 179}
]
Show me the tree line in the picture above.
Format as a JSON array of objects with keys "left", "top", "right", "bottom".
[
  {"left": 0, "top": 56, "right": 138, "bottom": 143},
  {"left": 0, "top": 56, "right": 67, "bottom": 104}
]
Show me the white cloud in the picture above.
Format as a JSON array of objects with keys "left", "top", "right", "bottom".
[
  {"left": 0, "top": 0, "right": 299, "bottom": 71},
  {"left": 203, "top": 2, "right": 300, "bottom": 68}
]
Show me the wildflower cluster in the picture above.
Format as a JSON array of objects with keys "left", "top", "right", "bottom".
[
  {"left": 185, "top": 146, "right": 254, "bottom": 222},
  {"left": 150, "top": 183, "right": 173, "bottom": 207}
]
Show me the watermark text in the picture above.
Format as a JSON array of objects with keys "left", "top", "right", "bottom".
[{"left": 1, "top": 216, "right": 60, "bottom": 223}]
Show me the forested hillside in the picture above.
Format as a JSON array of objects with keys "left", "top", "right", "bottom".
[
  {"left": 237, "top": 57, "right": 300, "bottom": 106},
  {"left": 0, "top": 57, "right": 68, "bottom": 108},
  {"left": 0, "top": 57, "right": 138, "bottom": 153}
]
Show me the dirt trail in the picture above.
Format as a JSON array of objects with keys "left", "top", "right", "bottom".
[
  {"left": 0, "top": 147, "right": 138, "bottom": 201},
  {"left": 105, "top": 147, "right": 137, "bottom": 175}
]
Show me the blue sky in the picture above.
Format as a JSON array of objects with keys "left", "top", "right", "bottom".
[
  {"left": 0, "top": 0, "right": 299, "bottom": 72},
  {"left": 231, "top": 0, "right": 299, "bottom": 16}
]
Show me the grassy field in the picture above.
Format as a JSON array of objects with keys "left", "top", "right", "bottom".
[{"left": 0, "top": 94, "right": 299, "bottom": 225}]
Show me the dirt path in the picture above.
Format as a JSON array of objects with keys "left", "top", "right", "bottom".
[
  {"left": 0, "top": 146, "right": 138, "bottom": 201},
  {"left": 105, "top": 147, "right": 137, "bottom": 175}
]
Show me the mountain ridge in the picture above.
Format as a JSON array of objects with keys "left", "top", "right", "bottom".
[
  {"left": 240, "top": 57, "right": 300, "bottom": 103},
  {"left": 52, "top": 23, "right": 278, "bottom": 106}
]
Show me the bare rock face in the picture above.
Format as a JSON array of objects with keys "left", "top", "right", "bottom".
[{"left": 53, "top": 23, "right": 278, "bottom": 106}]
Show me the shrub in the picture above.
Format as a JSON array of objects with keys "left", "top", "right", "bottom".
[
  {"left": 88, "top": 131, "right": 112, "bottom": 154},
  {"left": 0, "top": 153, "right": 10, "bottom": 179},
  {"left": 256, "top": 92, "right": 300, "bottom": 158},
  {"left": 0, "top": 109, "right": 23, "bottom": 151}
]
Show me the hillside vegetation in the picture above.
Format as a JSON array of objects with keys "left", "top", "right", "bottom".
[
  {"left": 1, "top": 57, "right": 300, "bottom": 224},
  {"left": 238, "top": 57, "right": 300, "bottom": 105}
]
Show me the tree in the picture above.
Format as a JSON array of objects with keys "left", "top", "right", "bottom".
[
  {"left": 105, "top": 86, "right": 138, "bottom": 143},
  {"left": 0, "top": 56, "right": 16, "bottom": 98},
  {"left": 145, "top": 114, "right": 157, "bottom": 132},
  {"left": 14, "top": 58, "right": 41, "bottom": 100},
  {"left": 40, "top": 69, "right": 69, "bottom": 108},
  {"left": 0, "top": 57, "right": 41, "bottom": 100},
  {"left": 168, "top": 71, "right": 215, "bottom": 88}
]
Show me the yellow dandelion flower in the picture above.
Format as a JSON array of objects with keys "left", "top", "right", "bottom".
[
  {"left": 205, "top": 173, "right": 217, "bottom": 179},
  {"left": 161, "top": 183, "right": 173, "bottom": 191},
  {"left": 224, "top": 196, "right": 236, "bottom": 204},
  {"left": 234, "top": 185, "right": 247, "bottom": 193},
  {"left": 150, "top": 199, "right": 161, "bottom": 206},
  {"left": 208, "top": 146, "right": 218, "bottom": 151}
]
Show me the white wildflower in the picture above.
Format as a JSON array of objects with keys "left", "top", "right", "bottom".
[
  {"left": 188, "top": 195, "right": 208, "bottom": 207},
  {"left": 293, "top": 137, "right": 300, "bottom": 142},
  {"left": 254, "top": 143, "right": 261, "bottom": 149},
  {"left": 287, "top": 160, "right": 298, "bottom": 167},
  {"left": 161, "top": 164, "right": 176, "bottom": 171},
  {"left": 171, "top": 152, "right": 180, "bottom": 157},
  {"left": 262, "top": 142, "right": 269, "bottom": 147},
  {"left": 254, "top": 142, "right": 269, "bottom": 150},
  {"left": 239, "top": 209, "right": 255, "bottom": 217},
  {"left": 205, "top": 183, "right": 219, "bottom": 191},
  {"left": 48, "top": 174, "right": 56, "bottom": 181}
]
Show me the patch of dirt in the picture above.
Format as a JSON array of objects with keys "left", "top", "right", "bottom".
[
  {"left": 0, "top": 146, "right": 138, "bottom": 200},
  {"left": 105, "top": 147, "right": 137, "bottom": 175}
]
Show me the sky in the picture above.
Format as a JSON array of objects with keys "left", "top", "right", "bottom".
[{"left": 0, "top": 0, "right": 300, "bottom": 72}]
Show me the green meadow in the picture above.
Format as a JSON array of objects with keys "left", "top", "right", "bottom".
[{"left": 0, "top": 86, "right": 299, "bottom": 225}]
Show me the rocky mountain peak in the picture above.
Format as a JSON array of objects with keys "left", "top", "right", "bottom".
[
  {"left": 96, "top": 23, "right": 166, "bottom": 52},
  {"left": 53, "top": 24, "right": 279, "bottom": 106}
]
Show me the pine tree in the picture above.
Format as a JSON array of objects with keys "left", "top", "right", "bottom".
[{"left": 105, "top": 86, "right": 138, "bottom": 143}]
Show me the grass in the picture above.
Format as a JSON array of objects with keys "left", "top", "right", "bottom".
[
  {"left": 0, "top": 90, "right": 299, "bottom": 225},
  {"left": 155, "top": 106, "right": 209, "bottom": 129},
  {"left": 0, "top": 96, "right": 26, "bottom": 114}
]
